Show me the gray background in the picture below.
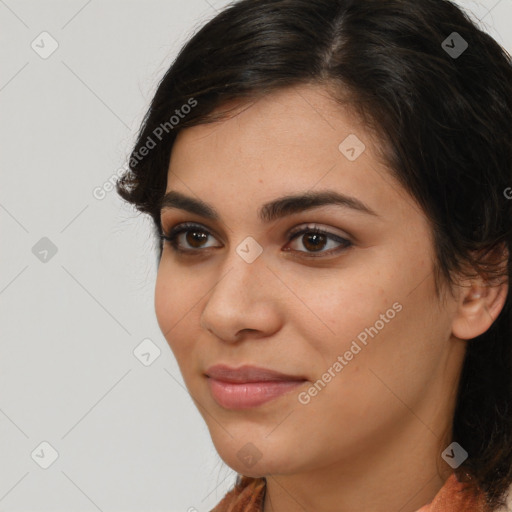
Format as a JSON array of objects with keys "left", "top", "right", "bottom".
[{"left": 1, "top": 1, "right": 511, "bottom": 511}]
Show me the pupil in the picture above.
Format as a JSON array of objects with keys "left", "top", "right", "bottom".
[
  {"left": 187, "top": 230, "right": 208, "bottom": 248},
  {"left": 304, "top": 233, "right": 326, "bottom": 251}
]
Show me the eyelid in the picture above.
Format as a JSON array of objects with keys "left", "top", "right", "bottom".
[
  {"left": 160, "top": 221, "right": 353, "bottom": 255},
  {"left": 287, "top": 223, "right": 350, "bottom": 240},
  {"left": 284, "top": 224, "right": 352, "bottom": 257},
  {"left": 162, "top": 222, "right": 223, "bottom": 249}
]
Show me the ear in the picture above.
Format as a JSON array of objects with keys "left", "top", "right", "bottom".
[{"left": 451, "top": 245, "right": 509, "bottom": 340}]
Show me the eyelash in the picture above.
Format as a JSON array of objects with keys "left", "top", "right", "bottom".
[{"left": 159, "top": 222, "right": 352, "bottom": 258}]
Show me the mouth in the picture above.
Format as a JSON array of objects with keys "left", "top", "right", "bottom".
[
  {"left": 205, "top": 364, "right": 307, "bottom": 382},
  {"left": 204, "top": 364, "right": 308, "bottom": 409}
]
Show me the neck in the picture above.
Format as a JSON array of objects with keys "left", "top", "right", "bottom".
[{"left": 262, "top": 382, "right": 458, "bottom": 512}]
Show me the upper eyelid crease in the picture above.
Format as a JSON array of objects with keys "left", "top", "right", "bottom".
[
  {"left": 164, "top": 222, "right": 347, "bottom": 236},
  {"left": 158, "top": 189, "right": 379, "bottom": 223}
]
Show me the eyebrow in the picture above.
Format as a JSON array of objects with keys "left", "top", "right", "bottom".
[{"left": 158, "top": 189, "right": 379, "bottom": 222}]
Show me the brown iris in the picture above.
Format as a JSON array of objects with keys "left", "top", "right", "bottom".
[
  {"left": 301, "top": 232, "right": 327, "bottom": 252},
  {"left": 186, "top": 230, "right": 209, "bottom": 248}
]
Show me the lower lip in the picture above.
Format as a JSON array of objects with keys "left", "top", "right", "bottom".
[{"left": 207, "top": 378, "right": 306, "bottom": 409}]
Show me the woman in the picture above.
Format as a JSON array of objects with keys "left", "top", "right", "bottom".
[{"left": 116, "top": 0, "right": 512, "bottom": 510}]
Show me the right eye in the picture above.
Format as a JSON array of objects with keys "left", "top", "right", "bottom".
[{"left": 160, "top": 222, "right": 223, "bottom": 254}]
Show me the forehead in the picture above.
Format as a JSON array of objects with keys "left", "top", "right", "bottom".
[
  {"left": 165, "top": 84, "right": 416, "bottom": 221},
  {"left": 173, "top": 84, "right": 377, "bottom": 160}
]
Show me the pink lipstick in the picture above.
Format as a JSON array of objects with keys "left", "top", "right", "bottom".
[{"left": 205, "top": 364, "right": 307, "bottom": 409}]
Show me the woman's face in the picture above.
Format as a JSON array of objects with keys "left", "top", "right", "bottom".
[{"left": 155, "top": 84, "right": 466, "bottom": 478}]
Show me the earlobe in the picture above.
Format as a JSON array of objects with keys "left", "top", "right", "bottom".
[{"left": 451, "top": 278, "right": 509, "bottom": 340}]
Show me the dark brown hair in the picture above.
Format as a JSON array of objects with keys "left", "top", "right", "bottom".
[{"left": 116, "top": 0, "right": 512, "bottom": 509}]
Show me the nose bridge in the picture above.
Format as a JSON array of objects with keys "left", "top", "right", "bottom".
[
  {"left": 213, "top": 242, "right": 268, "bottom": 304},
  {"left": 200, "top": 242, "right": 280, "bottom": 339}
]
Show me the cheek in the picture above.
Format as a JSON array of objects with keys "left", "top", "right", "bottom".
[
  {"left": 154, "top": 265, "right": 198, "bottom": 348},
  {"left": 283, "top": 266, "right": 395, "bottom": 350},
  {"left": 288, "top": 259, "right": 441, "bottom": 388},
  {"left": 302, "top": 275, "right": 443, "bottom": 410},
  {"left": 154, "top": 266, "right": 208, "bottom": 393},
  {"left": 154, "top": 270, "right": 175, "bottom": 337}
]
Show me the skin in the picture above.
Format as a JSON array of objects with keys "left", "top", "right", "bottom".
[{"left": 154, "top": 84, "right": 508, "bottom": 512}]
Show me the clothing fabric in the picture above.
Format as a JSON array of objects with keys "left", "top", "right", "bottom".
[{"left": 210, "top": 472, "right": 488, "bottom": 512}]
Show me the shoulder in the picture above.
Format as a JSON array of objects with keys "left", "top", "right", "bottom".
[
  {"left": 416, "top": 473, "right": 491, "bottom": 512},
  {"left": 211, "top": 475, "right": 266, "bottom": 512}
]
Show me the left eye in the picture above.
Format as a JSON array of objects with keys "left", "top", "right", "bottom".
[
  {"left": 160, "top": 223, "right": 352, "bottom": 256},
  {"left": 285, "top": 225, "right": 352, "bottom": 256}
]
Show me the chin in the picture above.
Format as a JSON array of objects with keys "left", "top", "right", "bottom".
[
  {"left": 209, "top": 431, "right": 302, "bottom": 477},
  {"left": 218, "top": 452, "right": 285, "bottom": 478}
]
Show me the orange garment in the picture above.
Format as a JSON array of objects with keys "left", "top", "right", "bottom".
[{"left": 211, "top": 473, "right": 488, "bottom": 512}]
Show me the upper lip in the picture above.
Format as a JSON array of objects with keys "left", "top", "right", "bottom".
[{"left": 205, "top": 364, "right": 307, "bottom": 383}]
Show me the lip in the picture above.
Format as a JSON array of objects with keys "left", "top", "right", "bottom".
[
  {"left": 205, "top": 364, "right": 307, "bottom": 409},
  {"left": 205, "top": 364, "right": 307, "bottom": 383}
]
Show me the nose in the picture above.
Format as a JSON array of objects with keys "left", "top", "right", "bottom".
[{"left": 199, "top": 249, "right": 283, "bottom": 343}]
